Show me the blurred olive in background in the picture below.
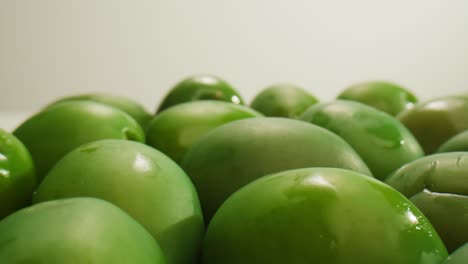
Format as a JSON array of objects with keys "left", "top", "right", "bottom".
[
  {"left": 250, "top": 83, "right": 318, "bottom": 118},
  {"left": 146, "top": 101, "right": 262, "bottom": 164},
  {"left": 157, "top": 74, "right": 244, "bottom": 113},
  {"left": 398, "top": 95, "right": 468, "bottom": 154},
  {"left": 48, "top": 93, "right": 152, "bottom": 128},
  {"left": 337, "top": 81, "right": 417, "bottom": 116}
]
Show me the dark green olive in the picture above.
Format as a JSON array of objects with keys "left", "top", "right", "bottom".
[
  {"left": 397, "top": 96, "right": 468, "bottom": 154},
  {"left": 157, "top": 75, "right": 244, "bottom": 113},
  {"left": 300, "top": 100, "right": 424, "bottom": 180},
  {"left": 337, "top": 81, "right": 417, "bottom": 116},
  {"left": 385, "top": 152, "right": 468, "bottom": 252},
  {"left": 250, "top": 83, "right": 318, "bottom": 118}
]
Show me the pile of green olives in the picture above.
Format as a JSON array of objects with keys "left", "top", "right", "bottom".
[{"left": 1, "top": 75, "right": 467, "bottom": 264}]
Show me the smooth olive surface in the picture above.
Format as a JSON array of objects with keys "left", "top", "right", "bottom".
[
  {"left": 385, "top": 152, "right": 468, "bottom": 252},
  {"left": 0, "top": 129, "right": 35, "bottom": 219},
  {"left": 337, "top": 81, "right": 417, "bottom": 116},
  {"left": 438, "top": 130, "right": 468, "bottom": 152},
  {"left": 397, "top": 96, "right": 468, "bottom": 154},
  {"left": 48, "top": 93, "right": 152, "bottom": 128},
  {"left": 157, "top": 74, "right": 244, "bottom": 112},
  {"left": 445, "top": 243, "right": 468, "bottom": 264},
  {"left": 203, "top": 168, "right": 447, "bottom": 264},
  {"left": 147, "top": 101, "right": 262, "bottom": 164},
  {"left": 250, "top": 83, "right": 318, "bottom": 118},
  {"left": 13, "top": 101, "right": 144, "bottom": 182},
  {"left": 0, "top": 198, "right": 166, "bottom": 264},
  {"left": 300, "top": 100, "right": 424, "bottom": 180},
  {"left": 182, "top": 117, "right": 372, "bottom": 221},
  {"left": 33, "top": 140, "right": 204, "bottom": 264}
]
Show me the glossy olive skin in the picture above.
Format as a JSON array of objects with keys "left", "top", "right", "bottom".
[
  {"left": 157, "top": 75, "right": 244, "bottom": 113},
  {"left": 203, "top": 168, "right": 447, "bottom": 264},
  {"left": 48, "top": 93, "right": 152, "bottom": 128},
  {"left": 300, "top": 100, "right": 424, "bottom": 180},
  {"left": 337, "top": 81, "right": 417, "bottom": 116},
  {"left": 250, "top": 83, "right": 318, "bottom": 118},
  {"left": 182, "top": 117, "right": 372, "bottom": 221},
  {"left": 34, "top": 140, "right": 204, "bottom": 264},
  {"left": 0, "top": 198, "right": 166, "bottom": 264},
  {"left": 385, "top": 152, "right": 468, "bottom": 252},
  {"left": 0, "top": 129, "right": 35, "bottom": 219},
  {"left": 147, "top": 101, "right": 262, "bottom": 164},
  {"left": 438, "top": 130, "right": 468, "bottom": 152},
  {"left": 397, "top": 96, "right": 468, "bottom": 154},
  {"left": 444, "top": 243, "right": 468, "bottom": 264},
  {"left": 13, "top": 101, "right": 144, "bottom": 182}
]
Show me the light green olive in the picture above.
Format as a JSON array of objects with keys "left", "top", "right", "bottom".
[
  {"left": 444, "top": 243, "right": 468, "bottom": 264},
  {"left": 33, "top": 139, "right": 203, "bottom": 264},
  {"left": 203, "top": 168, "right": 447, "bottom": 264},
  {"left": 0, "top": 198, "right": 166, "bottom": 264},
  {"left": 157, "top": 74, "right": 244, "bottom": 113},
  {"left": 13, "top": 101, "right": 144, "bottom": 182},
  {"left": 146, "top": 101, "right": 262, "bottom": 164}
]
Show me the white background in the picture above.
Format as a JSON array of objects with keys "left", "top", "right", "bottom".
[{"left": 1, "top": 0, "right": 468, "bottom": 129}]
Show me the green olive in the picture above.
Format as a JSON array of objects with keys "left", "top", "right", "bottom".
[
  {"left": 182, "top": 117, "right": 372, "bottom": 221},
  {"left": 337, "top": 81, "right": 417, "bottom": 116},
  {"left": 0, "top": 197, "right": 166, "bottom": 264},
  {"left": 202, "top": 168, "right": 447, "bottom": 264},
  {"left": 33, "top": 139, "right": 203, "bottom": 264},
  {"left": 397, "top": 96, "right": 468, "bottom": 154},
  {"left": 48, "top": 93, "right": 152, "bottom": 128},
  {"left": 437, "top": 130, "right": 468, "bottom": 153},
  {"left": 157, "top": 74, "right": 244, "bottom": 113},
  {"left": 146, "top": 101, "right": 262, "bottom": 164},
  {"left": 300, "top": 100, "right": 424, "bottom": 180},
  {"left": 385, "top": 152, "right": 468, "bottom": 252},
  {"left": 250, "top": 83, "right": 318, "bottom": 118},
  {"left": 13, "top": 101, "right": 144, "bottom": 182},
  {"left": 0, "top": 129, "right": 35, "bottom": 219},
  {"left": 444, "top": 243, "right": 468, "bottom": 264}
]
